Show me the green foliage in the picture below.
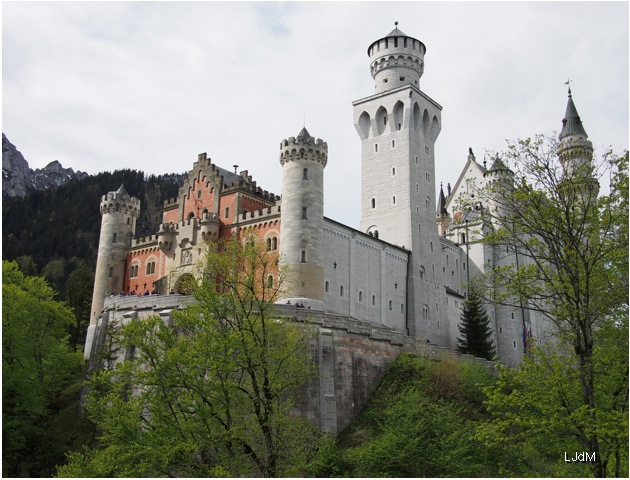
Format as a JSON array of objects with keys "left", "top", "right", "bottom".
[
  {"left": 65, "top": 259, "right": 94, "bottom": 351},
  {"left": 457, "top": 284, "right": 496, "bottom": 360},
  {"left": 60, "top": 238, "right": 321, "bottom": 477},
  {"left": 2, "top": 261, "right": 85, "bottom": 477},
  {"left": 309, "top": 354, "right": 504, "bottom": 477},
  {"left": 472, "top": 138, "right": 629, "bottom": 477}
]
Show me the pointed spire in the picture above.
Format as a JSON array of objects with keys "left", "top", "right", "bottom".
[
  {"left": 559, "top": 86, "right": 588, "bottom": 140},
  {"left": 115, "top": 183, "right": 129, "bottom": 196},
  {"left": 297, "top": 127, "right": 311, "bottom": 141},
  {"left": 437, "top": 182, "right": 448, "bottom": 215}
]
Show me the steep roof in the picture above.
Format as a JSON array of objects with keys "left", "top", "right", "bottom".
[
  {"left": 436, "top": 183, "right": 448, "bottom": 215},
  {"left": 559, "top": 89, "right": 588, "bottom": 140}
]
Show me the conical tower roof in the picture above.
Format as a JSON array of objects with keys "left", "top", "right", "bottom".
[
  {"left": 559, "top": 88, "right": 588, "bottom": 140},
  {"left": 115, "top": 183, "right": 129, "bottom": 196},
  {"left": 436, "top": 183, "right": 448, "bottom": 215},
  {"left": 297, "top": 127, "right": 311, "bottom": 141}
]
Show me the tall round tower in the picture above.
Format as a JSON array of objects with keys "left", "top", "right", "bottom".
[
  {"left": 368, "top": 21, "right": 426, "bottom": 94},
  {"left": 279, "top": 128, "right": 327, "bottom": 309},
  {"left": 557, "top": 87, "right": 595, "bottom": 185},
  {"left": 87, "top": 184, "right": 140, "bottom": 331}
]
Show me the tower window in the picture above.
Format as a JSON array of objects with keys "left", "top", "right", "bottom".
[
  {"left": 401, "top": 303, "right": 404, "bottom": 313},
  {"left": 197, "top": 189, "right": 202, "bottom": 198},
  {"left": 325, "top": 281, "right": 329, "bottom": 293},
  {"left": 266, "top": 238, "right": 272, "bottom": 251},
  {"left": 394, "top": 37, "right": 398, "bottom": 47},
  {"left": 301, "top": 250, "right": 306, "bottom": 263},
  {"left": 416, "top": 183, "right": 419, "bottom": 193},
  {"left": 375, "top": 144, "right": 378, "bottom": 153},
  {"left": 430, "top": 241, "right": 433, "bottom": 252},
  {"left": 392, "top": 196, "right": 396, "bottom": 205},
  {"left": 398, "top": 123, "right": 401, "bottom": 130},
  {"left": 302, "top": 207, "right": 307, "bottom": 219},
  {"left": 426, "top": 172, "right": 430, "bottom": 182},
  {"left": 272, "top": 237, "right": 277, "bottom": 251},
  {"left": 392, "top": 167, "right": 396, "bottom": 176},
  {"left": 372, "top": 295, "right": 376, "bottom": 306},
  {"left": 108, "top": 267, "right": 113, "bottom": 278},
  {"left": 415, "top": 155, "right": 419, "bottom": 165},
  {"left": 371, "top": 198, "right": 376, "bottom": 209},
  {"left": 340, "top": 285, "right": 344, "bottom": 297},
  {"left": 392, "top": 140, "right": 395, "bottom": 148},
  {"left": 303, "top": 168, "right": 308, "bottom": 180},
  {"left": 425, "top": 145, "right": 430, "bottom": 155},
  {"left": 359, "top": 291, "right": 363, "bottom": 302},
  {"left": 112, "top": 233, "right": 117, "bottom": 243},
  {"left": 383, "top": 116, "right": 387, "bottom": 125},
  {"left": 127, "top": 218, "right": 131, "bottom": 224},
  {"left": 389, "top": 300, "right": 392, "bottom": 310},
  {"left": 224, "top": 207, "right": 230, "bottom": 219}
]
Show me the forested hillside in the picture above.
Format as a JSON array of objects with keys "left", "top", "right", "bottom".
[{"left": 2, "top": 169, "right": 184, "bottom": 350}]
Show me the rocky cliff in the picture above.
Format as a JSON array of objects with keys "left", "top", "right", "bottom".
[{"left": 2, "top": 133, "right": 88, "bottom": 197}]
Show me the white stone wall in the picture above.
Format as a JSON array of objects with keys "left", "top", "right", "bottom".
[{"left": 322, "top": 219, "right": 409, "bottom": 333}]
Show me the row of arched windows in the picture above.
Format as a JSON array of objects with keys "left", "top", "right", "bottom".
[
  {"left": 324, "top": 280, "right": 404, "bottom": 312},
  {"left": 266, "top": 236, "right": 278, "bottom": 252},
  {"left": 129, "top": 260, "right": 157, "bottom": 278}
]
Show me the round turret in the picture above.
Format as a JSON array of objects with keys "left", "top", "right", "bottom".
[
  {"left": 199, "top": 211, "right": 220, "bottom": 241},
  {"left": 85, "top": 184, "right": 140, "bottom": 359},
  {"left": 368, "top": 22, "right": 426, "bottom": 94},
  {"left": 158, "top": 222, "right": 178, "bottom": 253},
  {"left": 278, "top": 128, "right": 327, "bottom": 309},
  {"left": 557, "top": 88, "right": 594, "bottom": 180}
]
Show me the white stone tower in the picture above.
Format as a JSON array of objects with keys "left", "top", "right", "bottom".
[
  {"left": 84, "top": 184, "right": 140, "bottom": 358},
  {"left": 279, "top": 128, "right": 328, "bottom": 309},
  {"left": 558, "top": 87, "right": 597, "bottom": 193},
  {"left": 354, "top": 23, "right": 446, "bottom": 341}
]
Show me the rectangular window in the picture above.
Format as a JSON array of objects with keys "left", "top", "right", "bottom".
[
  {"left": 303, "top": 168, "right": 308, "bottom": 180},
  {"left": 301, "top": 250, "right": 306, "bottom": 263},
  {"left": 197, "top": 189, "right": 202, "bottom": 198},
  {"left": 302, "top": 207, "right": 307, "bottom": 219},
  {"left": 112, "top": 233, "right": 117, "bottom": 243},
  {"left": 224, "top": 207, "right": 230, "bottom": 219}
]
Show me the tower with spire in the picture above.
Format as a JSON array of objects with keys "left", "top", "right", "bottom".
[
  {"left": 557, "top": 86, "right": 598, "bottom": 194},
  {"left": 279, "top": 127, "right": 328, "bottom": 309},
  {"left": 353, "top": 22, "right": 447, "bottom": 342},
  {"left": 85, "top": 183, "right": 140, "bottom": 357}
]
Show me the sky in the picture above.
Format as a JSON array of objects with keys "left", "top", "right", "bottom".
[{"left": 3, "top": 1, "right": 628, "bottom": 229}]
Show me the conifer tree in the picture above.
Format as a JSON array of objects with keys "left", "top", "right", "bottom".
[{"left": 457, "top": 285, "right": 495, "bottom": 360}]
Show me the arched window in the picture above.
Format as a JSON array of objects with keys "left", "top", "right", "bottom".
[
  {"left": 266, "top": 238, "right": 272, "bottom": 252},
  {"left": 340, "top": 285, "right": 344, "bottom": 297},
  {"left": 423, "top": 305, "right": 429, "bottom": 320},
  {"left": 266, "top": 275, "right": 274, "bottom": 289},
  {"left": 372, "top": 295, "right": 376, "bottom": 306},
  {"left": 359, "top": 291, "right": 363, "bottom": 302},
  {"left": 325, "top": 281, "right": 329, "bottom": 293},
  {"left": 272, "top": 237, "right": 277, "bottom": 251},
  {"left": 388, "top": 300, "right": 392, "bottom": 310},
  {"left": 419, "top": 266, "right": 425, "bottom": 279}
]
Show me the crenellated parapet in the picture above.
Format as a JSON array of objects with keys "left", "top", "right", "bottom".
[
  {"left": 100, "top": 188, "right": 141, "bottom": 216},
  {"left": 199, "top": 211, "right": 220, "bottom": 241},
  {"left": 279, "top": 132, "right": 328, "bottom": 167},
  {"left": 157, "top": 221, "right": 178, "bottom": 253}
]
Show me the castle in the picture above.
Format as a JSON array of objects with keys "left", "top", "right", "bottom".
[{"left": 85, "top": 24, "right": 593, "bottom": 374}]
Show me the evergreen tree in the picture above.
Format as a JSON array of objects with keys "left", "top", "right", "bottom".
[{"left": 457, "top": 285, "right": 495, "bottom": 360}]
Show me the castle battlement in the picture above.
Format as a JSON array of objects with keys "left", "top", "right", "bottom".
[
  {"left": 131, "top": 234, "right": 159, "bottom": 248},
  {"left": 100, "top": 186, "right": 141, "bottom": 216},
  {"left": 279, "top": 129, "right": 328, "bottom": 167}
]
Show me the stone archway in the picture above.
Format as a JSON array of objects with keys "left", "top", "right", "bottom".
[{"left": 174, "top": 273, "right": 196, "bottom": 295}]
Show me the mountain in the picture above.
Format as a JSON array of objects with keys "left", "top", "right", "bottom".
[{"left": 2, "top": 133, "right": 88, "bottom": 197}]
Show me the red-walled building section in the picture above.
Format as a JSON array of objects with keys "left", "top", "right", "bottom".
[{"left": 124, "top": 247, "right": 163, "bottom": 295}]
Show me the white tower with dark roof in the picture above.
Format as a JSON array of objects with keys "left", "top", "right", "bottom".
[
  {"left": 279, "top": 128, "right": 328, "bottom": 309},
  {"left": 354, "top": 23, "right": 447, "bottom": 342},
  {"left": 85, "top": 184, "right": 140, "bottom": 358}
]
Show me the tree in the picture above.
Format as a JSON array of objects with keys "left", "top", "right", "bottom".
[
  {"left": 457, "top": 284, "right": 496, "bottom": 360},
  {"left": 2, "top": 260, "right": 84, "bottom": 477},
  {"left": 470, "top": 136, "right": 628, "bottom": 477},
  {"left": 65, "top": 260, "right": 94, "bottom": 351},
  {"left": 59, "top": 237, "right": 320, "bottom": 477}
]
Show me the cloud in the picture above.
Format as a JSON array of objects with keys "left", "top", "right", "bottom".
[{"left": 3, "top": 2, "right": 628, "bottom": 228}]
